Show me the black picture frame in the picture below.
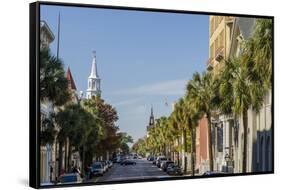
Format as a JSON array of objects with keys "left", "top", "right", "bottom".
[{"left": 30, "top": 1, "right": 274, "bottom": 189}]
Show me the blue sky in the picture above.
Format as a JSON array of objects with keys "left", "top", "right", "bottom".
[{"left": 41, "top": 5, "right": 209, "bottom": 143}]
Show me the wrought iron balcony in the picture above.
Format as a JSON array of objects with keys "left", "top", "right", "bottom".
[{"left": 206, "top": 58, "right": 214, "bottom": 70}]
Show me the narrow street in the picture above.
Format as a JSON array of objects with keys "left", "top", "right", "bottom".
[{"left": 88, "top": 159, "right": 170, "bottom": 182}]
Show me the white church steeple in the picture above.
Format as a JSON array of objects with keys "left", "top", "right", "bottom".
[{"left": 86, "top": 51, "right": 101, "bottom": 99}]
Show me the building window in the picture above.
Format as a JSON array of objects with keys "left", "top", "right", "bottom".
[
  {"left": 265, "top": 92, "right": 270, "bottom": 105},
  {"left": 259, "top": 136, "right": 264, "bottom": 171},
  {"left": 217, "top": 125, "right": 223, "bottom": 152},
  {"left": 234, "top": 120, "right": 239, "bottom": 147},
  {"left": 40, "top": 113, "right": 47, "bottom": 132},
  {"left": 265, "top": 136, "right": 271, "bottom": 171}
]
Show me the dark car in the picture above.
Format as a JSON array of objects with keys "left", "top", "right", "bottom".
[
  {"left": 202, "top": 171, "right": 226, "bottom": 176},
  {"left": 147, "top": 156, "right": 155, "bottom": 161},
  {"left": 112, "top": 157, "right": 117, "bottom": 163},
  {"left": 58, "top": 173, "right": 83, "bottom": 184},
  {"left": 166, "top": 164, "right": 183, "bottom": 176},
  {"left": 121, "top": 159, "right": 136, "bottom": 165},
  {"left": 156, "top": 156, "right": 167, "bottom": 168},
  {"left": 161, "top": 161, "right": 174, "bottom": 172}
]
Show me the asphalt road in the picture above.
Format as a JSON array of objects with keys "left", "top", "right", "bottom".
[{"left": 90, "top": 159, "right": 170, "bottom": 182}]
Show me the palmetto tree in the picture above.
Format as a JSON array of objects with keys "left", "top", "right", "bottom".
[
  {"left": 243, "top": 19, "right": 272, "bottom": 90},
  {"left": 40, "top": 113, "right": 57, "bottom": 146},
  {"left": 173, "top": 98, "right": 191, "bottom": 173},
  {"left": 219, "top": 56, "right": 265, "bottom": 173},
  {"left": 158, "top": 117, "right": 170, "bottom": 156},
  {"left": 168, "top": 113, "right": 181, "bottom": 165},
  {"left": 40, "top": 48, "right": 70, "bottom": 106},
  {"left": 40, "top": 48, "right": 71, "bottom": 170},
  {"left": 187, "top": 72, "right": 219, "bottom": 172},
  {"left": 182, "top": 95, "right": 201, "bottom": 176}
]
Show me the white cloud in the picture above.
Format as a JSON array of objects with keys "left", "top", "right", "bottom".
[{"left": 113, "top": 79, "right": 187, "bottom": 96}]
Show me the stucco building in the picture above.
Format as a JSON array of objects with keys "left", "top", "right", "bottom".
[
  {"left": 40, "top": 20, "right": 55, "bottom": 184},
  {"left": 196, "top": 16, "right": 273, "bottom": 174}
]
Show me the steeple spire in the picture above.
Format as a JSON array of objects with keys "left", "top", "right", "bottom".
[
  {"left": 149, "top": 105, "right": 154, "bottom": 126},
  {"left": 90, "top": 50, "right": 98, "bottom": 78},
  {"left": 86, "top": 51, "right": 101, "bottom": 99}
]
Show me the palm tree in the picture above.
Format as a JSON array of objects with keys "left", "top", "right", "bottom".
[
  {"left": 183, "top": 96, "right": 201, "bottom": 176},
  {"left": 219, "top": 56, "right": 265, "bottom": 173},
  {"left": 187, "top": 72, "right": 220, "bottom": 172},
  {"left": 40, "top": 113, "right": 57, "bottom": 146},
  {"left": 168, "top": 113, "right": 181, "bottom": 165},
  {"left": 173, "top": 98, "right": 190, "bottom": 173},
  {"left": 158, "top": 117, "right": 170, "bottom": 156},
  {"left": 40, "top": 48, "right": 71, "bottom": 168},
  {"left": 243, "top": 19, "right": 272, "bottom": 90},
  {"left": 40, "top": 48, "right": 70, "bottom": 106}
]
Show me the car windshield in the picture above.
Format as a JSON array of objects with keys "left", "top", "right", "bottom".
[{"left": 160, "top": 158, "right": 167, "bottom": 161}]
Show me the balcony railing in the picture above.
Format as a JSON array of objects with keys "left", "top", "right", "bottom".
[
  {"left": 206, "top": 58, "right": 214, "bottom": 70},
  {"left": 215, "top": 46, "right": 224, "bottom": 62}
]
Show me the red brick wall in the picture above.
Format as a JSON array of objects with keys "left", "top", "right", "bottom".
[{"left": 196, "top": 116, "right": 209, "bottom": 170}]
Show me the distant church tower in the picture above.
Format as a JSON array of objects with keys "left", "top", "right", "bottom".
[
  {"left": 86, "top": 51, "right": 101, "bottom": 99},
  {"left": 146, "top": 106, "right": 155, "bottom": 133},
  {"left": 149, "top": 106, "right": 154, "bottom": 127}
]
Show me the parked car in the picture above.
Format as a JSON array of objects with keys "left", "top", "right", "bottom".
[
  {"left": 161, "top": 161, "right": 174, "bottom": 172},
  {"left": 119, "top": 157, "right": 126, "bottom": 165},
  {"left": 58, "top": 173, "right": 83, "bottom": 184},
  {"left": 107, "top": 160, "right": 113, "bottom": 168},
  {"left": 112, "top": 157, "right": 117, "bottom": 163},
  {"left": 202, "top": 171, "right": 226, "bottom": 176},
  {"left": 156, "top": 156, "right": 167, "bottom": 168},
  {"left": 148, "top": 156, "right": 155, "bottom": 161},
  {"left": 121, "top": 159, "right": 136, "bottom": 165},
  {"left": 100, "top": 161, "right": 109, "bottom": 172},
  {"left": 91, "top": 162, "right": 104, "bottom": 177},
  {"left": 166, "top": 164, "right": 183, "bottom": 176}
]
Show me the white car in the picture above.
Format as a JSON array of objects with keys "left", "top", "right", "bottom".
[{"left": 91, "top": 162, "right": 104, "bottom": 176}]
